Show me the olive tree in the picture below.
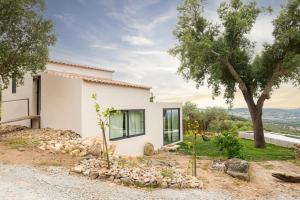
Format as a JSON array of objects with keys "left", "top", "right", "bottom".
[
  {"left": 170, "top": 0, "right": 300, "bottom": 148},
  {"left": 92, "top": 94, "right": 117, "bottom": 169},
  {"left": 0, "top": 0, "right": 56, "bottom": 89}
]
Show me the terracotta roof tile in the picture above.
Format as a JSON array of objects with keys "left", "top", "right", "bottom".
[
  {"left": 45, "top": 70, "right": 151, "bottom": 90},
  {"left": 48, "top": 60, "right": 115, "bottom": 73}
]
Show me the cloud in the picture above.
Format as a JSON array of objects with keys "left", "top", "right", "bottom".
[
  {"left": 131, "top": 50, "right": 166, "bottom": 55},
  {"left": 127, "top": 14, "right": 175, "bottom": 34},
  {"left": 53, "top": 13, "right": 74, "bottom": 25},
  {"left": 107, "top": 1, "right": 176, "bottom": 35},
  {"left": 48, "top": 0, "right": 297, "bottom": 109},
  {"left": 89, "top": 44, "right": 119, "bottom": 50},
  {"left": 247, "top": 14, "right": 275, "bottom": 54},
  {"left": 122, "top": 35, "right": 154, "bottom": 46}
]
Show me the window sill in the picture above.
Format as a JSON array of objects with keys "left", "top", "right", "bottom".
[{"left": 109, "top": 133, "right": 145, "bottom": 141}]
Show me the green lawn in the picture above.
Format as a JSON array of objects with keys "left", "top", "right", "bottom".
[{"left": 178, "top": 135, "right": 295, "bottom": 161}]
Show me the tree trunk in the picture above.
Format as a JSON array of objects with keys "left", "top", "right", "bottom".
[
  {"left": 250, "top": 107, "right": 266, "bottom": 148},
  {"left": 101, "top": 127, "right": 110, "bottom": 169},
  {"left": 192, "top": 132, "right": 197, "bottom": 176},
  {"left": 272, "top": 173, "right": 300, "bottom": 183}
]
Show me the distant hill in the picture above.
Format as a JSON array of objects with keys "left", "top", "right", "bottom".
[{"left": 229, "top": 108, "right": 300, "bottom": 129}]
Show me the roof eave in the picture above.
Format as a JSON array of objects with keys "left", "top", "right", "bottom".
[
  {"left": 83, "top": 79, "right": 151, "bottom": 90},
  {"left": 47, "top": 60, "right": 115, "bottom": 73}
]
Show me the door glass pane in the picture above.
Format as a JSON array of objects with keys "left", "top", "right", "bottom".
[
  {"left": 109, "top": 111, "right": 127, "bottom": 139},
  {"left": 163, "top": 109, "right": 180, "bottom": 145},
  {"left": 171, "top": 110, "right": 179, "bottom": 142},
  {"left": 129, "top": 110, "right": 144, "bottom": 136},
  {"left": 163, "top": 110, "right": 172, "bottom": 144}
]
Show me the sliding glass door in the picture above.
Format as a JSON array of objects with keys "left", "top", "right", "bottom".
[{"left": 163, "top": 108, "right": 180, "bottom": 145}]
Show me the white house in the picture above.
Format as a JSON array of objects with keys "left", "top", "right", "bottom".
[{"left": 1, "top": 60, "right": 182, "bottom": 156}]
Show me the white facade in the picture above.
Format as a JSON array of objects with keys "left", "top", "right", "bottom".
[
  {"left": 1, "top": 73, "right": 38, "bottom": 127},
  {"left": 1, "top": 61, "right": 182, "bottom": 156}
]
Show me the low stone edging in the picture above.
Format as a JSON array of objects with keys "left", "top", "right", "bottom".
[{"left": 71, "top": 156, "right": 203, "bottom": 189}]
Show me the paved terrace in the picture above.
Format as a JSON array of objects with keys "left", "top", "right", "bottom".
[{"left": 239, "top": 131, "right": 300, "bottom": 148}]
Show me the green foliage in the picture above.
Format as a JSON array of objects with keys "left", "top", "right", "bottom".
[
  {"left": 183, "top": 104, "right": 231, "bottom": 133},
  {"left": 0, "top": 0, "right": 56, "bottom": 89},
  {"left": 213, "top": 131, "right": 243, "bottom": 159},
  {"left": 208, "top": 120, "right": 233, "bottom": 133},
  {"left": 183, "top": 105, "right": 253, "bottom": 134},
  {"left": 209, "top": 119, "right": 252, "bottom": 133},
  {"left": 201, "top": 107, "right": 228, "bottom": 130},
  {"left": 182, "top": 101, "right": 201, "bottom": 121},
  {"left": 92, "top": 93, "right": 117, "bottom": 169},
  {"left": 92, "top": 93, "right": 117, "bottom": 130},
  {"left": 170, "top": 0, "right": 300, "bottom": 105},
  {"left": 180, "top": 135, "right": 295, "bottom": 161}
]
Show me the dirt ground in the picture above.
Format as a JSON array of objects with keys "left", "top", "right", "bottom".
[
  {"left": 0, "top": 126, "right": 300, "bottom": 200},
  {"left": 0, "top": 126, "right": 81, "bottom": 169},
  {"left": 0, "top": 143, "right": 81, "bottom": 168},
  {"left": 152, "top": 152, "right": 300, "bottom": 200}
]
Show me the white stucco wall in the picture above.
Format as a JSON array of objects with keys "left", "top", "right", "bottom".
[
  {"left": 46, "top": 63, "right": 113, "bottom": 80},
  {"left": 81, "top": 81, "right": 182, "bottom": 156},
  {"left": 1, "top": 74, "right": 37, "bottom": 126},
  {"left": 1, "top": 66, "right": 183, "bottom": 157},
  {"left": 40, "top": 74, "right": 82, "bottom": 134}
]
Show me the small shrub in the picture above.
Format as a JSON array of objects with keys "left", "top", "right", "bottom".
[
  {"left": 161, "top": 168, "right": 173, "bottom": 178},
  {"left": 213, "top": 131, "right": 243, "bottom": 159}
]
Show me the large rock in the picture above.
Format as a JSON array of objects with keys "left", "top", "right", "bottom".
[
  {"left": 87, "top": 143, "right": 102, "bottom": 157},
  {"left": 70, "top": 149, "right": 81, "bottom": 157},
  {"left": 225, "top": 158, "right": 249, "bottom": 173},
  {"left": 211, "top": 160, "right": 226, "bottom": 172},
  {"left": 226, "top": 170, "right": 250, "bottom": 181},
  {"left": 71, "top": 165, "right": 85, "bottom": 173},
  {"left": 49, "top": 143, "right": 64, "bottom": 153},
  {"left": 225, "top": 158, "right": 250, "bottom": 181},
  {"left": 144, "top": 142, "right": 154, "bottom": 156}
]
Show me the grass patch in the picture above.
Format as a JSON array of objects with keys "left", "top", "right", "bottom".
[
  {"left": 7, "top": 137, "right": 40, "bottom": 149},
  {"left": 118, "top": 157, "right": 140, "bottom": 168},
  {"left": 160, "top": 168, "right": 173, "bottom": 178},
  {"left": 7, "top": 137, "right": 28, "bottom": 149},
  {"left": 179, "top": 135, "right": 295, "bottom": 161},
  {"left": 36, "top": 159, "right": 62, "bottom": 166}
]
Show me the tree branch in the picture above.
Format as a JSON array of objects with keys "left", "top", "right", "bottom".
[
  {"left": 211, "top": 50, "right": 220, "bottom": 57},
  {"left": 257, "top": 63, "right": 284, "bottom": 109},
  {"left": 222, "top": 57, "right": 248, "bottom": 92}
]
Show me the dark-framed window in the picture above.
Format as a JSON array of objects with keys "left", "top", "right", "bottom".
[
  {"left": 12, "top": 76, "right": 16, "bottom": 94},
  {"left": 163, "top": 108, "right": 180, "bottom": 145},
  {"left": 109, "top": 109, "right": 145, "bottom": 140}
]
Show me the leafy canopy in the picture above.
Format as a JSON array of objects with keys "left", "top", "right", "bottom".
[
  {"left": 170, "top": 0, "right": 300, "bottom": 106},
  {"left": 0, "top": 0, "right": 56, "bottom": 88},
  {"left": 182, "top": 101, "right": 201, "bottom": 121}
]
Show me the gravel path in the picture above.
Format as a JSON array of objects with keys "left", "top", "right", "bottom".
[{"left": 0, "top": 163, "right": 232, "bottom": 200}]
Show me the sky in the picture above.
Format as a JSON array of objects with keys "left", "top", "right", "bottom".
[{"left": 44, "top": 0, "right": 300, "bottom": 109}]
